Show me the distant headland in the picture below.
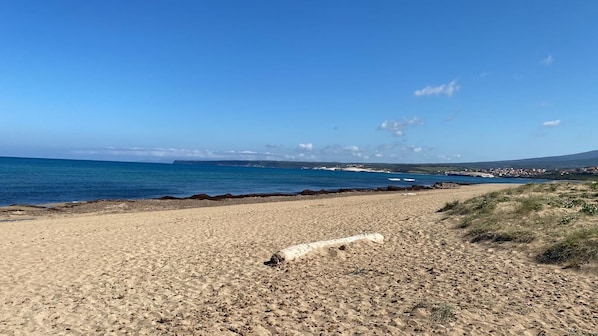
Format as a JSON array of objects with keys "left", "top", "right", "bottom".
[{"left": 174, "top": 149, "right": 598, "bottom": 180}]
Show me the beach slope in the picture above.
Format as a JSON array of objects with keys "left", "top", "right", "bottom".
[{"left": 0, "top": 185, "right": 595, "bottom": 335}]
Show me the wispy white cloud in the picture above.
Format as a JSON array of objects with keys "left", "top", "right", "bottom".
[
  {"left": 376, "top": 143, "right": 400, "bottom": 151},
  {"left": 438, "top": 154, "right": 462, "bottom": 161},
  {"left": 70, "top": 143, "right": 461, "bottom": 164},
  {"left": 72, "top": 147, "right": 282, "bottom": 161},
  {"left": 298, "top": 143, "right": 313, "bottom": 151},
  {"left": 542, "top": 119, "right": 561, "bottom": 127},
  {"left": 370, "top": 144, "right": 434, "bottom": 162},
  {"left": 321, "top": 144, "right": 367, "bottom": 159},
  {"left": 378, "top": 117, "right": 422, "bottom": 136},
  {"left": 295, "top": 153, "right": 316, "bottom": 160},
  {"left": 444, "top": 110, "right": 460, "bottom": 122},
  {"left": 74, "top": 147, "right": 216, "bottom": 158},
  {"left": 344, "top": 145, "right": 360, "bottom": 152},
  {"left": 414, "top": 80, "right": 460, "bottom": 97},
  {"left": 539, "top": 54, "right": 554, "bottom": 66},
  {"left": 228, "top": 150, "right": 259, "bottom": 155},
  {"left": 320, "top": 144, "right": 365, "bottom": 158}
]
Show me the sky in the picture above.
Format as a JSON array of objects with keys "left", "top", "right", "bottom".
[{"left": 1, "top": 1, "right": 597, "bottom": 163}]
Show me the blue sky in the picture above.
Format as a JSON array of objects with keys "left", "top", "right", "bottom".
[{"left": 1, "top": 1, "right": 596, "bottom": 163}]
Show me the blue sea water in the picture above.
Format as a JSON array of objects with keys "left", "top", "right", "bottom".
[{"left": 0, "top": 157, "right": 541, "bottom": 207}]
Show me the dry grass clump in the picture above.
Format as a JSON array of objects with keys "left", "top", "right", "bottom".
[
  {"left": 410, "top": 301, "right": 456, "bottom": 324},
  {"left": 536, "top": 227, "right": 598, "bottom": 267},
  {"left": 439, "top": 182, "right": 598, "bottom": 269}
]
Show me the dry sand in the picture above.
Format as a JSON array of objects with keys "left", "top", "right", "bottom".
[{"left": 0, "top": 185, "right": 596, "bottom": 335}]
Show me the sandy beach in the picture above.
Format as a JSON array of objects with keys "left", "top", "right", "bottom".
[{"left": 0, "top": 184, "right": 596, "bottom": 335}]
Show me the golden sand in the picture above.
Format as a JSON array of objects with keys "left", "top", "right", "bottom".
[{"left": 1, "top": 185, "right": 596, "bottom": 335}]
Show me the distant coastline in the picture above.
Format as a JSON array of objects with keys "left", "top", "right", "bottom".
[
  {"left": 174, "top": 150, "right": 598, "bottom": 181},
  {"left": 311, "top": 165, "right": 391, "bottom": 174},
  {"left": 445, "top": 171, "right": 495, "bottom": 178}
]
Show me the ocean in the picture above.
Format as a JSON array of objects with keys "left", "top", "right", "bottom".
[{"left": 0, "top": 156, "right": 541, "bottom": 207}]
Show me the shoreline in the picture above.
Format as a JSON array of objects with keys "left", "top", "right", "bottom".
[
  {"left": 156, "top": 182, "right": 457, "bottom": 200},
  {"left": 0, "top": 182, "right": 464, "bottom": 218}
]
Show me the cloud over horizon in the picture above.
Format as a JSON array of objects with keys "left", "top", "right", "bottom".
[
  {"left": 63, "top": 142, "right": 473, "bottom": 164},
  {"left": 71, "top": 147, "right": 282, "bottom": 161},
  {"left": 438, "top": 153, "right": 462, "bottom": 161},
  {"left": 298, "top": 143, "right": 313, "bottom": 151},
  {"left": 414, "top": 80, "right": 460, "bottom": 97}
]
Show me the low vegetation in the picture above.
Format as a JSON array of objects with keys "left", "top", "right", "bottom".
[
  {"left": 439, "top": 182, "right": 598, "bottom": 269},
  {"left": 410, "top": 301, "right": 456, "bottom": 324},
  {"left": 347, "top": 265, "right": 370, "bottom": 276}
]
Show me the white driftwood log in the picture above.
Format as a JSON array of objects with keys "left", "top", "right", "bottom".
[{"left": 268, "top": 233, "right": 384, "bottom": 265}]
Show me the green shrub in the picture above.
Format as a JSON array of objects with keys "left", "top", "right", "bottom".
[
  {"left": 437, "top": 200, "right": 460, "bottom": 213},
  {"left": 474, "top": 197, "right": 496, "bottom": 214},
  {"left": 536, "top": 227, "right": 598, "bottom": 266},
  {"left": 580, "top": 203, "right": 598, "bottom": 216},
  {"left": 560, "top": 216, "right": 575, "bottom": 226},
  {"left": 469, "top": 229, "right": 535, "bottom": 244},
  {"left": 410, "top": 302, "right": 456, "bottom": 323},
  {"left": 516, "top": 197, "right": 544, "bottom": 214},
  {"left": 431, "top": 303, "right": 456, "bottom": 323},
  {"left": 494, "top": 230, "right": 536, "bottom": 243},
  {"left": 455, "top": 216, "right": 474, "bottom": 229}
]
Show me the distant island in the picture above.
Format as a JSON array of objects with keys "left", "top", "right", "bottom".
[{"left": 174, "top": 149, "right": 598, "bottom": 181}]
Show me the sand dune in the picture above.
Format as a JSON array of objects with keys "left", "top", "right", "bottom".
[{"left": 0, "top": 185, "right": 596, "bottom": 335}]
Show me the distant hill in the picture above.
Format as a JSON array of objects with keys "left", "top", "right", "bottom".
[
  {"left": 173, "top": 150, "right": 598, "bottom": 172},
  {"left": 457, "top": 150, "right": 598, "bottom": 170}
]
